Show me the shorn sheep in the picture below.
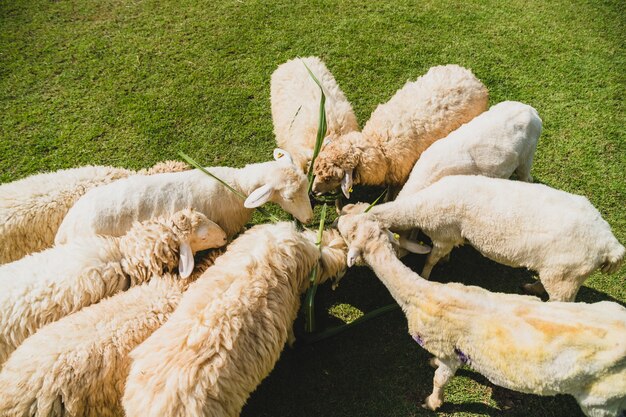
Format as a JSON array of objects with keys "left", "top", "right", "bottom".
[
  {"left": 0, "top": 160, "right": 189, "bottom": 264},
  {"left": 0, "top": 209, "right": 226, "bottom": 367},
  {"left": 122, "top": 222, "right": 348, "bottom": 417},
  {"left": 338, "top": 213, "right": 626, "bottom": 417},
  {"left": 396, "top": 100, "right": 542, "bottom": 199},
  {"left": 343, "top": 175, "right": 625, "bottom": 301},
  {"left": 271, "top": 56, "right": 359, "bottom": 171},
  {"left": 311, "top": 64, "right": 489, "bottom": 198},
  {"left": 55, "top": 149, "right": 313, "bottom": 243},
  {"left": 0, "top": 251, "right": 223, "bottom": 417}
]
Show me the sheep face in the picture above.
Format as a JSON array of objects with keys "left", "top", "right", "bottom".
[
  {"left": 337, "top": 213, "right": 387, "bottom": 267},
  {"left": 312, "top": 133, "right": 360, "bottom": 197},
  {"left": 170, "top": 209, "right": 227, "bottom": 252},
  {"left": 272, "top": 165, "right": 313, "bottom": 223},
  {"left": 244, "top": 150, "right": 313, "bottom": 223},
  {"left": 168, "top": 209, "right": 227, "bottom": 279}
]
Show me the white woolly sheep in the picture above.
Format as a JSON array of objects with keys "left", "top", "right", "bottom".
[
  {"left": 338, "top": 213, "right": 626, "bottom": 417},
  {"left": 271, "top": 56, "right": 359, "bottom": 171},
  {"left": 396, "top": 100, "right": 542, "bottom": 199},
  {"left": 0, "top": 251, "right": 223, "bottom": 417},
  {"left": 312, "top": 64, "right": 489, "bottom": 198},
  {"left": 122, "top": 222, "right": 348, "bottom": 417},
  {"left": 55, "top": 149, "right": 313, "bottom": 243},
  {"left": 0, "top": 160, "right": 189, "bottom": 265},
  {"left": 345, "top": 175, "right": 625, "bottom": 302},
  {"left": 0, "top": 209, "right": 226, "bottom": 367}
]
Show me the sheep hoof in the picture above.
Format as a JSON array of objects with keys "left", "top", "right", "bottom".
[
  {"left": 422, "top": 395, "right": 442, "bottom": 411},
  {"left": 521, "top": 281, "right": 546, "bottom": 297},
  {"left": 429, "top": 357, "right": 438, "bottom": 368}
]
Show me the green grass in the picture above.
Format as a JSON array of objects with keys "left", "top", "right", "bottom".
[{"left": 1, "top": 0, "right": 624, "bottom": 416}]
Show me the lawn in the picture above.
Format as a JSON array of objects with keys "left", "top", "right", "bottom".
[{"left": 1, "top": 0, "right": 624, "bottom": 416}]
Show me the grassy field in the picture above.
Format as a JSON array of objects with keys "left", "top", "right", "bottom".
[{"left": 1, "top": 0, "right": 624, "bottom": 416}]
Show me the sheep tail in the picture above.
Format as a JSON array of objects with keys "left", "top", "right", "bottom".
[{"left": 600, "top": 244, "right": 625, "bottom": 274}]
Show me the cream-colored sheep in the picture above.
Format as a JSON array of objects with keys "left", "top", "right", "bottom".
[
  {"left": 338, "top": 213, "right": 626, "bottom": 417},
  {"left": 344, "top": 175, "right": 625, "bottom": 301},
  {"left": 0, "top": 251, "right": 222, "bottom": 417},
  {"left": 56, "top": 149, "right": 313, "bottom": 243},
  {"left": 0, "top": 161, "right": 189, "bottom": 264},
  {"left": 122, "top": 222, "right": 347, "bottom": 417},
  {"left": 0, "top": 209, "right": 226, "bottom": 367},
  {"left": 271, "top": 56, "right": 359, "bottom": 171},
  {"left": 312, "top": 64, "right": 489, "bottom": 198},
  {"left": 396, "top": 100, "right": 542, "bottom": 199}
]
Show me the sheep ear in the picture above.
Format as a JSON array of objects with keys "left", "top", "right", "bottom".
[
  {"left": 385, "top": 229, "right": 400, "bottom": 245},
  {"left": 273, "top": 148, "right": 294, "bottom": 165},
  {"left": 179, "top": 241, "right": 194, "bottom": 279},
  {"left": 385, "top": 230, "right": 431, "bottom": 254},
  {"left": 347, "top": 247, "right": 361, "bottom": 268},
  {"left": 341, "top": 170, "right": 353, "bottom": 199},
  {"left": 244, "top": 184, "right": 274, "bottom": 208},
  {"left": 400, "top": 240, "right": 432, "bottom": 254}
]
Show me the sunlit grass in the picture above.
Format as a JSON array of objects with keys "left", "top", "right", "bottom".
[{"left": 1, "top": 0, "right": 623, "bottom": 416}]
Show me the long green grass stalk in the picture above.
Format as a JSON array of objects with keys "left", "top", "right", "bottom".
[
  {"left": 304, "top": 203, "right": 327, "bottom": 333},
  {"left": 299, "top": 59, "right": 329, "bottom": 330},
  {"left": 178, "top": 151, "right": 281, "bottom": 223},
  {"left": 365, "top": 188, "right": 388, "bottom": 213},
  {"left": 301, "top": 59, "right": 327, "bottom": 194}
]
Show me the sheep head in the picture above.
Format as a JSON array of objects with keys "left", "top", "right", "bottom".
[
  {"left": 121, "top": 209, "right": 227, "bottom": 282},
  {"left": 339, "top": 202, "right": 370, "bottom": 216},
  {"left": 338, "top": 212, "right": 430, "bottom": 268},
  {"left": 337, "top": 212, "right": 389, "bottom": 267},
  {"left": 244, "top": 149, "right": 313, "bottom": 223},
  {"left": 169, "top": 209, "right": 227, "bottom": 278},
  {"left": 312, "top": 132, "right": 362, "bottom": 198}
]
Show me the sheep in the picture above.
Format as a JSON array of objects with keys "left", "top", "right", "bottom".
[
  {"left": 0, "top": 251, "right": 223, "bottom": 417},
  {"left": 0, "top": 160, "right": 189, "bottom": 265},
  {"left": 55, "top": 149, "right": 313, "bottom": 243},
  {"left": 395, "top": 100, "right": 542, "bottom": 199},
  {"left": 271, "top": 56, "right": 359, "bottom": 171},
  {"left": 122, "top": 222, "right": 348, "bottom": 417},
  {"left": 136, "top": 160, "right": 190, "bottom": 175},
  {"left": 311, "top": 64, "right": 489, "bottom": 198},
  {"left": 0, "top": 209, "right": 227, "bottom": 367},
  {"left": 337, "top": 213, "right": 626, "bottom": 417},
  {"left": 342, "top": 175, "right": 625, "bottom": 302}
]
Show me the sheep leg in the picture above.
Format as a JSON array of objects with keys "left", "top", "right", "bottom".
[
  {"left": 541, "top": 274, "right": 586, "bottom": 302},
  {"left": 421, "top": 244, "right": 452, "bottom": 280},
  {"left": 384, "top": 185, "right": 400, "bottom": 202},
  {"left": 335, "top": 197, "right": 344, "bottom": 214},
  {"left": 515, "top": 159, "right": 533, "bottom": 182},
  {"left": 422, "top": 357, "right": 459, "bottom": 411}
]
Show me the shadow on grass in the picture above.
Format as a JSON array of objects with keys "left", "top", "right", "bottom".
[{"left": 241, "top": 238, "right": 616, "bottom": 417}]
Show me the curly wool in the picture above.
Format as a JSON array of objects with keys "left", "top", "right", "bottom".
[
  {"left": 271, "top": 56, "right": 359, "bottom": 171},
  {"left": 338, "top": 214, "right": 626, "bottom": 417},
  {"left": 313, "top": 64, "right": 489, "bottom": 192},
  {"left": 0, "top": 161, "right": 190, "bottom": 265},
  {"left": 122, "top": 222, "right": 347, "bottom": 417},
  {"left": 0, "top": 209, "right": 225, "bottom": 367},
  {"left": 0, "top": 251, "right": 222, "bottom": 417}
]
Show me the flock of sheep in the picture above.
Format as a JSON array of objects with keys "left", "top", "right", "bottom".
[{"left": 0, "top": 56, "right": 624, "bottom": 417}]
